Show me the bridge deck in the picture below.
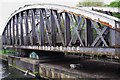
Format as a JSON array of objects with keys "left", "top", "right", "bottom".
[{"left": 3, "top": 45, "right": 120, "bottom": 57}]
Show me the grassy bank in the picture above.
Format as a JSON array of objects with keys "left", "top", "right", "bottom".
[{"left": 0, "top": 50, "right": 16, "bottom": 54}]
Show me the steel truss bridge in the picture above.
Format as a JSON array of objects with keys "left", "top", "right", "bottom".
[{"left": 2, "top": 4, "right": 120, "bottom": 59}]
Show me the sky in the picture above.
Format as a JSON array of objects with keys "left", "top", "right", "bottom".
[{"left": 0, "top": 0, "right": 114, "bottom": 35}]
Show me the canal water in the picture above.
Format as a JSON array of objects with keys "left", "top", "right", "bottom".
[
  {"left": 0, "top": 60, "right": 37, "bottom": 80},
  {"left": 1, "top": 57, "right": 120, "bottom": 79}
]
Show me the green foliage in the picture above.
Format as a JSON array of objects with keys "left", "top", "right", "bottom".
[
  {"left": 0, "top": 50, "right": 16, "bottom": 54},
  {"left": 112, "top": 12, "right": 120, "bottom": 18},
  {"left": 107, "top": 0, "right": 120, "bottom": 7},
  {"left": 77, "top": 2, "right": 103, "bottom": 7},
  {"left": 76, "top": 1, "right": 104, "bottom": 7},
  {"left": 107, "top": 0, "right": 120, "bottom": 18}
]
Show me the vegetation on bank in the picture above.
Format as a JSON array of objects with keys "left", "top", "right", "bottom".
[
  {"left": 112, "top": 12, "right": 120, "bottom": 19},
  {"left": 76, "top": 0, "right": 104, "bottom": 7},
  {"left": 77, "top": 0, "right": 120, "bottom": 7},
  {"left": 107, "top": 0, "right": 120, "bottom": 7},
  {"left": 0, "top": 50, "right": 16, "bottom": 54},
  {"left": 76, "top": 2, "right": 104, "bottom": 7},
  {"left": 76, "top": 0, "right": 120, "bottom": 19},
  {"left": 107, "top": 0, "right": 120, "bottom": 18}
]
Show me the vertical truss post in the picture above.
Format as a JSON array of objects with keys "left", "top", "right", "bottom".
[
  {"left": 85, "top": 18, "right": 93, "bottom": 46},
  {"left": 39, "top": 10, "right": 45, "bottom": 46},
  {"left": 110, "top": 23, "right": 120, "bottom": 47},
  {"left": 75, "top": 16, "right": 84, "bottom": 46},
  {"left": 19, "top": 13, "right": 24, "bottom": 45},
  {"left": 15, "top": 15, "right": 19, "bottom": 45},
  {"left": 10, "top": 19, "right": 13, "bottom": 45},
  {"left": 9, "top": 21, "right": 12, "bottom": 45},
  {"left": 53, "top": 11, "right": 65, "bottom": 46},
  {"left": 3, "top": 30, "right": 7, "bottom": 45},
  {"left": 44, "top": 9, "right": 51, "bottom": 46},
  {"left": 50, "top": 10, "right": 56, "bottom": 46},
  {"left": 65, "top": 12, "right": 71, "bottom": 47},
  {"left": 6, "top": 25, "right": 9, "bottom": 45},
  {"left": 12, "top": 17, "right": 15, "bottom": 45},
  {"left": 31, "top": 10, "right": 36, "bottom": 45},
  {"left": 24, "top": 11, "right": 29, "bottom": 45}
]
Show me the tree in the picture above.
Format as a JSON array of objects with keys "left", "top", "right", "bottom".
[
  {"left": 107, "top": 0, "right": 120, "bottom": 7},
  {"left": 107, "top": 0, "right": 120, "bottom": 18},
  {"left": 76, "top": 0, "right": 104, "bottom": 7}
]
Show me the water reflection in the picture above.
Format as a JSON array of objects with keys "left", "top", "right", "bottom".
[{"left": 0, "top": 60, "right": 35, "bottom": 80}]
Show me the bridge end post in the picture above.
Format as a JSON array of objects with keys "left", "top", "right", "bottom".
[
  {"left": 110, "top": 28, "right": 120, "bottom": 59},
  {"left": 110, "top": 29, "right": 120, "bottom": 47}
]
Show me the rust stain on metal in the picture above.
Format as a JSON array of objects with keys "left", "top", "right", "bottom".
[
  {"left": 98, "top": 20, "right": 120, "bottom": 32},
  {"left": 84, "top": 16, "right": 92, "bottom": 20},
  {"left": 98, "top": 20, "right": 112, "bottom": 28},
  {"left": 62, "top": 10, "right": 80, "bottom": 16},
  {"left": 72, "top": 12, "right": 80, "bottom": 16}
]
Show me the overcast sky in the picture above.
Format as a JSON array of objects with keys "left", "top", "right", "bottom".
[{"left": 0, "top": 0, "right": 114, "bottom": 35}]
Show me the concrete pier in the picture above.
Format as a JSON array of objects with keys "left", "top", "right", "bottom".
[{"left": 8, "top": 56, "right": 39, "bottom": 76}]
